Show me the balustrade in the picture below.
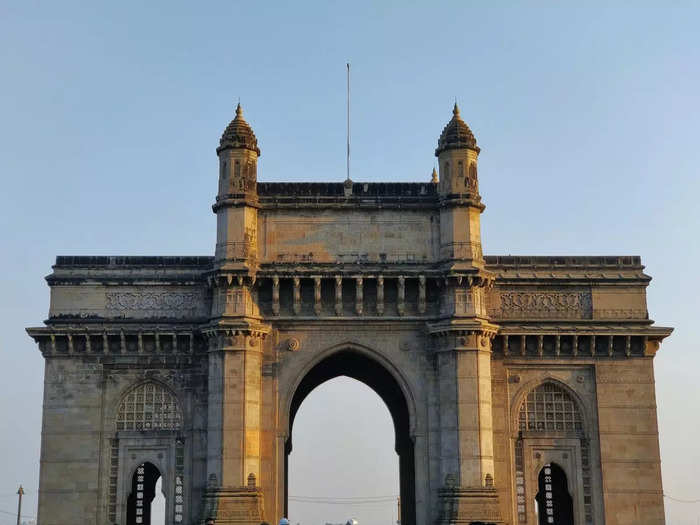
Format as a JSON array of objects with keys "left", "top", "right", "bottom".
[{"left": 263, "top": 274, "right": 436, "bottom": 318}]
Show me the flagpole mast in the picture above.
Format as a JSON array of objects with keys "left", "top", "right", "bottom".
[{"left": 346, "top": 62, "right": 350, "bottom": 182}]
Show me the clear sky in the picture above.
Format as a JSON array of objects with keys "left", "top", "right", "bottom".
[{"left": 1, "top": 2, "right": 699, "bottom": 524}]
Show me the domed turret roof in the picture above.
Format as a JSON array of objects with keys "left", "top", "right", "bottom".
[
  {"left": 217, "top": 103, "right": 260, "bottom": 155},
  {"left": 435, "top": 103, "right": 479, "bottom": 155}
]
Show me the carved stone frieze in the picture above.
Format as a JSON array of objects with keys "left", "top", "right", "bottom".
[
  {"left": 491, "top": 289, "right": 592, "bottom": 319},
  {"left": 106, "top": 290, "right": 207, "bottom": 318}
]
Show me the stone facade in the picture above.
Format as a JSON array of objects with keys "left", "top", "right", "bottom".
[{"left": 27, "top": 103, "right": 672, "bottom": 525}]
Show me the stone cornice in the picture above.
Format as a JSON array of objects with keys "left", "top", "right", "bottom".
[
  {"left": 493, "top": 330, "right": 671, "bottom": 359},
  {"left": 26, "top": 325, "right": 206, "bottom": 357},
  {"left": 43, "top": 255, "right": 652, "bottom": 285},
  {"left": 426, "top": 318, "right": 500, "bottom": 338}
]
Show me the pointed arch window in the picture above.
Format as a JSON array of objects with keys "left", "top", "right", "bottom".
[
  {"left": 518, "top": 382, "right": 582, "bottom": 433},
  {"left": 515, "top": 381, "right": 593, "bottom": 523},
  {"left": 117, "top": 382, "right": 182, "bottom": 431}
]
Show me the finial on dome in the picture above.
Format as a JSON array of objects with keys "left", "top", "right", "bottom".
[
  {"left": 435, "top": 102, "right": 479, "bottom": 156},
  {"left": 217, "top": 102, "right": 260, "bottom": 155},
  {"left": 431, "top": 166, "right": 438, "bottom": 184}
]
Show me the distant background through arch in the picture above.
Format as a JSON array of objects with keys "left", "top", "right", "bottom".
[{"left": 286, "top": 350, "right": 416, "bottom": 525}]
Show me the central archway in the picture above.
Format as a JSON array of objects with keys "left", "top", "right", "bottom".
[{"left": 286, "top": 350, "right": 416, "bottom": 525}]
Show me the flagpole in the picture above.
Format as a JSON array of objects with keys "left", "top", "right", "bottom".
[{"left": 346, "top": 62, "right": 350, "bottom": 182}]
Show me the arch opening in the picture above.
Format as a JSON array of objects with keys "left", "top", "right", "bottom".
[
  {"left": 535, "top": 463, "right": 573, "bottom": 525},
  {"left": 127, "top": 462, "right": 164, "bottom": 525},
  {"left": 286, "top": 350, "right": 416, "bottom": 525}
]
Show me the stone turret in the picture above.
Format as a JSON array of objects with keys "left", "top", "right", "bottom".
[
  {"left": 435, "top": 103, "right": 485, "bottom": 268},
  {"left": 213, "top": 103, "right": 260, "bottom": 269},
  {"left": 435, "top": 103, "right": 481, "bottom": 201},
  {"left": 217, "top": 102, "right": 260, "bottom": 197}
]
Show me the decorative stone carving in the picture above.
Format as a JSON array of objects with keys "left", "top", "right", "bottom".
[
  {"left": 286, "top": 337, "right": 300, "bottom": 352},
  {"left": 105, "top": 290, "right": 206, "bottom": 317},
  {"left": 494, "top": 290, "right": 592, "bottom": 319}
]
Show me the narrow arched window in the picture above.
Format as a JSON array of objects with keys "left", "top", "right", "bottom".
[
  {"left": 518, "top": 382, "right": 582, "bottom": 433},
  {"left": 516, "top": 382, "right": 591, "bottom": 523},
  {"left": 117, "top": 382, "right": 182, "bottom": 431},
  {"left": 127, "top": 462, "right": 162, "bottom": 525},
  {"left": 536, "top": 463, "right": 574, "bottom": 525}
]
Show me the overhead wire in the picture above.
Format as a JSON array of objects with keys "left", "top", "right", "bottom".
[
  {"left": 0, "top": 508, "right": 36, "bottom": 519},
  {"left": 289, "top": 494, "right": 399, "bottom": 505},
  {"left": 664, "top": 494, "right": 700, "bottom": 504}
]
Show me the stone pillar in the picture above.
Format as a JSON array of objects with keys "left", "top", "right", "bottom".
[
  {"left": 377, "top": 275, "right": 384, "bottom": 316},
  {"left": 272, "top": 276, "right": 280, "bottom": 316},
  {"left": 292, "top": 277, "right": 301, "bottom": 315},
  {"left": 430, "top": 277, "right": 503, "bottom": 524},
  {"left": 313, "top": 276, "right": 322, "bottom": 316},
  {"left": 203, "top": 326, "right": 268, "bottom": 524},
  {"left": 355, "top": 276, "right": 363, "bottom": 315},
  {"left": 334, "top": 276, "right": 343, "bottom": 316},
  {"left": 203, "top": 275, "right": 270, "bottom": 524},
  {"left": 397, "top": 275, "right": 406, "bottom": 316}
]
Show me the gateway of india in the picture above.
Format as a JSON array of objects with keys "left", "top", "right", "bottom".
[{"left": 28, "top": 102, "right": 672, "bottom": 525}]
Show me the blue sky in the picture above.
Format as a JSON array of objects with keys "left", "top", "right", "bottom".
[{"left": 1, "top": 2, "right": 699, "bottom": 524}]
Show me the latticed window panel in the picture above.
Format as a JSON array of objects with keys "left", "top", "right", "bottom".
[
  {"left": 518, "top": 382, "right": 582, "bottom": 433},
  {"left": 117, "top": 382, "right": 182, "bottom": 431}
]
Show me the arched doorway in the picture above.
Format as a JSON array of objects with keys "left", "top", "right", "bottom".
[
  {"left": 127, "top": 462, "right": 164, "bottom": 525},
  {"left": 286, "top": 350, "right": 416, "bottom": 525},
  {"left": 535, "top": 463, "right": 573, "bottom": 525}
]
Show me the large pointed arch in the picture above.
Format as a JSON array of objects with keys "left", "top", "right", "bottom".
[
  {"left": 284, "top": 344, "right": 417, "bottom": 525},
  {"left": 283, "top": 341, "right": 418, "bottom": 440}
]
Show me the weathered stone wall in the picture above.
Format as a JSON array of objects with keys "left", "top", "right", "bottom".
[
  {"left": 38, "top": 358, "right": 103, "bottom": 524},
  {"left": 258, "top": 208, "right": 439, "bottom": 264},
  {"left": 595, "top": 358, "right": 665, "bottom": 525}
]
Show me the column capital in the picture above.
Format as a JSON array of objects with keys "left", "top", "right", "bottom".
[{"left": 202, "top": 323, "right": 270, "bottom": 352}]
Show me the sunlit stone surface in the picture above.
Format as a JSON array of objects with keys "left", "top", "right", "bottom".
[{"left": 27, "top": 104, "right": 672, "bottom": 524}]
